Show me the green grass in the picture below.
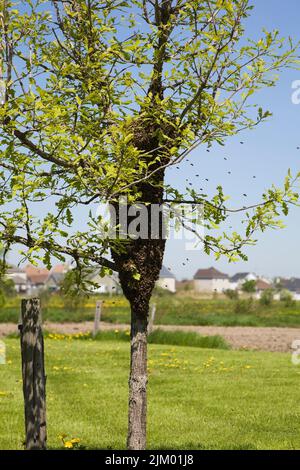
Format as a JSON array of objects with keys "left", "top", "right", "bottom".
[
  {"left": 147, "top": 329, "right": 229, "bottom": 349},
  {"left": 2, "top": 293, "right": 300, "bottom": 327},
  {"left": 1, "top": 338, "right": 300, "bottom": 449},
  {"left": 41, "top": 329, "right": 230, "bottom": 350}
]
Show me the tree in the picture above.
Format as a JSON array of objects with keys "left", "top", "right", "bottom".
[
  {"left": 241, "top": 279, "right": 257, "bottom": 294},
  {"left": 0, "top": 0, "right": 299, "bottom": 449},
  {"left": 259, "top": 288, "right": 274, "bottom": 306}
]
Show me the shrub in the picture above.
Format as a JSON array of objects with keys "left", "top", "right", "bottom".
[
  {"left": 0, "top": 290, "right": 6, "bottom": 309},
  {"left": 234, "top": 298, "right": 256, "bottom": 314},
  {"left": 0, "top": 278, "right": 15, "bottom": 297},
  {"left": 259, "top": 289, "right": 274, "bottom": 306},
  {"left": 280, "top": 290, "right": 296, "bottom": 308},
  {"left": 224, "top": 289, "right": 239, "bottom": 300}
]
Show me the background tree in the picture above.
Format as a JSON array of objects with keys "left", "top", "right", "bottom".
[
  {"left": 0, "top": 0, "right": 299, "bottom": 449},
  {"left": 241, "top": 279, "right": 257, "bottom": 295}
]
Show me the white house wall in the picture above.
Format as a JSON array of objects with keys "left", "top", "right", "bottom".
[
  {"left": 194, "top": 278, "right": 232, "bottom": 293},
  {"left": 157, "top": 278, "right": 176, "bottom": 293}
]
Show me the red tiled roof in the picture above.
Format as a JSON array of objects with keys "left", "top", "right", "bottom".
[
  {"left": 25, "top": 265, "right": 49, "bottom": 285},
  {"left": 256, "top": 279, "right": 272, "bottom": 291},
  {"left": 51, "top": 264, "right": 69, "bottom": 273},
  {"left": 194, "top": 267, "right": 228, "bottom": 280}
]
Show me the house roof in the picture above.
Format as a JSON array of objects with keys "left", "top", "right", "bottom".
[
  {"left": 230, "top": 272, "right": 251, "bottom": 282},
  {"left": 256, "top": 279, "right": 272, "bottom": 291},
  {"left": 51, "top": 264, "right": 69, "bottom": 274},
  {"left": 194, "top": 267, "right": 228, "bottom": 280},
  {"left": 47, "top": 272, "right": 65, "bottom": 285},
  {"left": 281, "top": 278, "right": 300, "bottom": 292},
  {"left": 25, "top": 265, "right": 49, "bottom": 285},
  {"left": 160, "top": 266, "right": 176, "bottom": 279}
]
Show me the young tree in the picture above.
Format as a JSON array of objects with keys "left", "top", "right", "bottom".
[
  {"left": 241, "top": 279, "right": 257, "bottom": 294},
  {"left": 0, "top": 0, "right": 299, "bottom": 449}
]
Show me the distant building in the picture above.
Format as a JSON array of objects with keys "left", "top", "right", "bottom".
[
  {"left": 5, "top": 267, "right": 28, "bottom": 293},
  {"left": 277, "top": 278, "right": 300, "bottom": 301},
  {"left": 88, "top": 270, "right": 121, "bottom": 295},
  {"left": 45, "top": 272, "right": 66, "bottom": 292},
  {"left": 25, "top": 265, "right": 50, "bottom": 294},
  {"left": 230, "top": 272, "right": 258, "bottom": 290},
  {"left": 156, "top": 266, "right": 176, "bottom": 293},
  {"left": 255, "top": 279, "right": 273, "bottom": 299},
  {"left": 45, "top": 264, "right": 70, "bottom": 292},
  {"left": 193, "top": 267, "right": 231, "bottom": 293}
]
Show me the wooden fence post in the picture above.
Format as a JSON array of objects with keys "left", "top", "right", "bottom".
[
  {"left": 19, "top": 298, "right": 47, "bottom": 450},
  {"left": 148, "top": 303, "right": 157, "bottom": 334},
  {"left": 93, "top": 300, "right": 103, "bottom": 337}
]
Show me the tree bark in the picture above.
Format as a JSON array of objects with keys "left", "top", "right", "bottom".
[
  {"left": 111, "top": 119, "right": 170, "bottom": 449},
  {"left": 112, "top": 234, "right": 165, "bottom": 449},
  {"left": 127, "top": 306, "right": 148, "bottom": 450}
]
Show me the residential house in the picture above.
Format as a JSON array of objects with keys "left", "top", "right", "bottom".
[
  {"left": 156, "top": 266, "right": 176, "bottom": 293},
  {"left": 45, "top": 272, "right": 65, "bottom": 292},
  {"left": 193, "top": 267, "right": 232, "bottom": 293},
  {"left": 5, "top": 267, "right": 28, "bottom": 293},
  {"left": 277, "top": 278, "right": 300, "bottom": 301},
  {"left": 44, "top": 264, "right": 70, "bottom": 292},
  {"left": 88, "top": 270, "right": 121, "bottom": 295},
  {"left": 255, "top": 279, "right": 273, "bottom": 299},
  {"left": 230, "top": 272, "right": 258, "bottom": 290},
  {"left": 25, "top": 265, "right": 50, "bottom": 294}
]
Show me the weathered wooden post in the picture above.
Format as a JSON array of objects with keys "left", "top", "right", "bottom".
[
  {"left": 19, "top": 298, "right": 47, "bottom": 450},
  {"left": 93, "top": 300, "right": 103, "bottom": 337},
  {"left": 148, "top": 303, "right": 156, "bottom": 334}
]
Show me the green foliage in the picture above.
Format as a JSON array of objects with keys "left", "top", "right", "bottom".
[
  {"left": 0, "top": 277, "right": 15, "bottom": 298},
  {"left": 0, "top": 290, "right": 6, "bottom": 308},
  {"left": 241, "top": 280, "right": 257, "bottom": 294},
  {"left": 78, "top": 329, "right": 230, "bottom": 350},
  {"left": 234, "top": 298, "right": 256, "bottom": 314},
  {"left": 259, "top": 289, "right": 274, "bottom": 307},
  {"left": 279, "top": 290, "right": 296, "bottom": 308},
  {"left": 2, "top": 292, "right": 300, "bottom": 327},
  {"left": 0, "top": 0, "right": 299, "bottom": 287},
  {"left": 224, "top": 289, "right": 239, "bottom": 300},
  {"left": 147, "top": 329, "right": 229, "bottom": 350}
]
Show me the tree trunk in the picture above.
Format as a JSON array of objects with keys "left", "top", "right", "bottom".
[
  {"left": 127, "top": 305, "right": 148, "bottom": 450},
  {"left": 111, "top": 121, "right": 169, "bottom": 449},
  {"left": 112, "top": 236, "right": 165, "bottom": 449}
]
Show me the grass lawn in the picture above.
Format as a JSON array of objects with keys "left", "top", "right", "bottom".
[
  {"left": 2, "top": 293, "right": 300, "bottom": 327},
  {"left": 1, "top": 337, "right": 300, "bottom": 449}
]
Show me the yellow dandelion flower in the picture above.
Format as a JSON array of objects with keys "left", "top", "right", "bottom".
[{"left": 64, "top": 441, "right": 73, "bottom": 449}]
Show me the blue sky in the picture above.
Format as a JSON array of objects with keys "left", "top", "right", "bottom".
[
  {"left": 7, "top": 0, "right": 300, "bottom": 281},
  {"left": 164, "top": 0, "right": 300, "bottom": 280}
]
